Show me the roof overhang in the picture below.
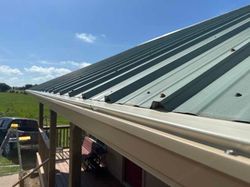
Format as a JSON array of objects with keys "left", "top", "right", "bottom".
[{"left": 28, "top": 90, "right": 250, "bottom": 186}]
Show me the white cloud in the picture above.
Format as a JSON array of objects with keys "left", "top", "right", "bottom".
[
  {"left": 0, "top": 59, "right": 91, "bottom": 86},
  {"left": 75, "top": 33, "right": 96, "bottom": 43},
  {"left": 38, "top": 60, "right": 55, "bottom": 65},
  {"left": 0, "top": 65, "right": 22, "bottom": 75},
  {"left": 77, "top": 62, "right": 91, "bottom": 68},
  {"left": 23, "top": 65, "right": 72, "bottom": 85},
  {"left": 24, "top": 65, "right": 71, "bottom": 75},
  {"left": 59, "top": 61, "right": 91, "bottom": 68},
  {"left": 37, "top": 60, "right": 91, "bottom": 69},
  {"left": 32, "top": 74, "right": 55, "bottom": 83}
]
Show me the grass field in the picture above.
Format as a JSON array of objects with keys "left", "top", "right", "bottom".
[
  {"left": 0, "top": 150, "right": 37, "bottom": 176},
  {"left": 0, "top": 156, "right": 20, "bottom": 176},
  {"left": 0, "top": 92, "right": 69, "bottom": 175},
  {"left": 0, "top": 92, "right": 68, "bottom": 124}
]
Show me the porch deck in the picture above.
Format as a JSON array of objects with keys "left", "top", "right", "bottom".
[{"left": 55, "top": 149, "right": 123, "bottom": 187}]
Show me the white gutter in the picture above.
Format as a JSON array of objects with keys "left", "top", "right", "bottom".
[{"left": 27, "top": 90, "right": 250, "bottom": 156}]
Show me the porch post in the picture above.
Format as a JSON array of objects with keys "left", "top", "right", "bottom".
[
  {"left": 48, "top": 110, "right": 57, "bottom": 187},
  {"left": 39, "top": 103, "right": 44, "bottom": 129},
  {"left": 69, "top": 123, "right": 82, "bottom": 187}
]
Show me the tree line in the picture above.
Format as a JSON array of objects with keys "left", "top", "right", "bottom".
[{"left": 0, "top": 83, "right": 37, "bottom": 92}]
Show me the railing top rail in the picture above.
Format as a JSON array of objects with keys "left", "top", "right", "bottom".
[{"left": 43, "top": 124, "right": 70, "bottom": 130}]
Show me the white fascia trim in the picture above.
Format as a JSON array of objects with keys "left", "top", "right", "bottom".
[{"left": 28, "top": 90, "right": 250, "bottom": 156}]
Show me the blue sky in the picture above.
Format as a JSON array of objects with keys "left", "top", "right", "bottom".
[{"left": 0, "top": 0, "right": 249, "bottom": 86}]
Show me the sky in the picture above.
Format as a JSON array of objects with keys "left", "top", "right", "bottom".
[{"left": 0, "top": 0, "right": 249, "bottom": 86}]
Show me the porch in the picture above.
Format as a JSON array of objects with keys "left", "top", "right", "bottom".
[
  {"left": 36, "top": 118, "right": 124, "bottom": 187},
  {"left": 55, "top": 149, "right": 123, "bottom": 187}
]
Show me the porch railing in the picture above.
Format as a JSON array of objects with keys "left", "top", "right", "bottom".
[
  {"left": 37, "top": 125, "right": 70, "bottom": 187},
  {"left": 44, "top": 125, "right": 70, "bottom": 148}
]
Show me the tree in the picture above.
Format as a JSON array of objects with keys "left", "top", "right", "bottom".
[
  {"left": 0, "top": 83, "right": 11, "bottom": 92},
  {"left": 24, "top": 84, "right": 33, "bottom": 90}
]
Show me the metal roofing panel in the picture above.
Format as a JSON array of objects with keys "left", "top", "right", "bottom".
[
  {"left": 157, "top": 42, "right": 249, "bottom": 110},
  {"left": 31, "top": 5, "right": 250, "bottom": 123},
  {"left": 76, "top": 16, "right": 250, "bottom": 99},
  {"left": 117, "top": 31, "right": 249, "bottom": 107},
  {"left": 175, "top": 56, "right": 250, "bottom": 123}
]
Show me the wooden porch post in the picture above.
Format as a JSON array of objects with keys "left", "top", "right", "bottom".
[
  {"left": 39, "top": 103, "right": 44, "bottom": 129},
  {"left": 69, "top": 123, "right": 82, "bottom": 187},
  {"left": 48, "top": 110, "right": 57, "bottom": 187}
]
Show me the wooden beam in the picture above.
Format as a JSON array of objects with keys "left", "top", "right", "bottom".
[
  {"left": 69, "top": 123, "right": 82, "bottom": 187},
  {"left": 48, "top": 110, "right": 57, "bottom": 187},
  {"left": 36, "top": 152, "right": 46, "bottom": 187},
  {"left": 39, "top": 103, "right": 44, "bottom": 129}
]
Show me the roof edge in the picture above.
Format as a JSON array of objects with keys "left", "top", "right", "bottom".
[{"left": 27, "top": 90, "right": 250, "bottom": 157}]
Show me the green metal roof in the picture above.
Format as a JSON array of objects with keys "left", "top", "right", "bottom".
[{"left": 32, "top": 5, "right": 250, "bottom": 123}]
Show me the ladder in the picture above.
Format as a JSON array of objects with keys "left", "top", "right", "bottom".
[{"left": 0, "top": 128, "right": 14, "bottom": 155}]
